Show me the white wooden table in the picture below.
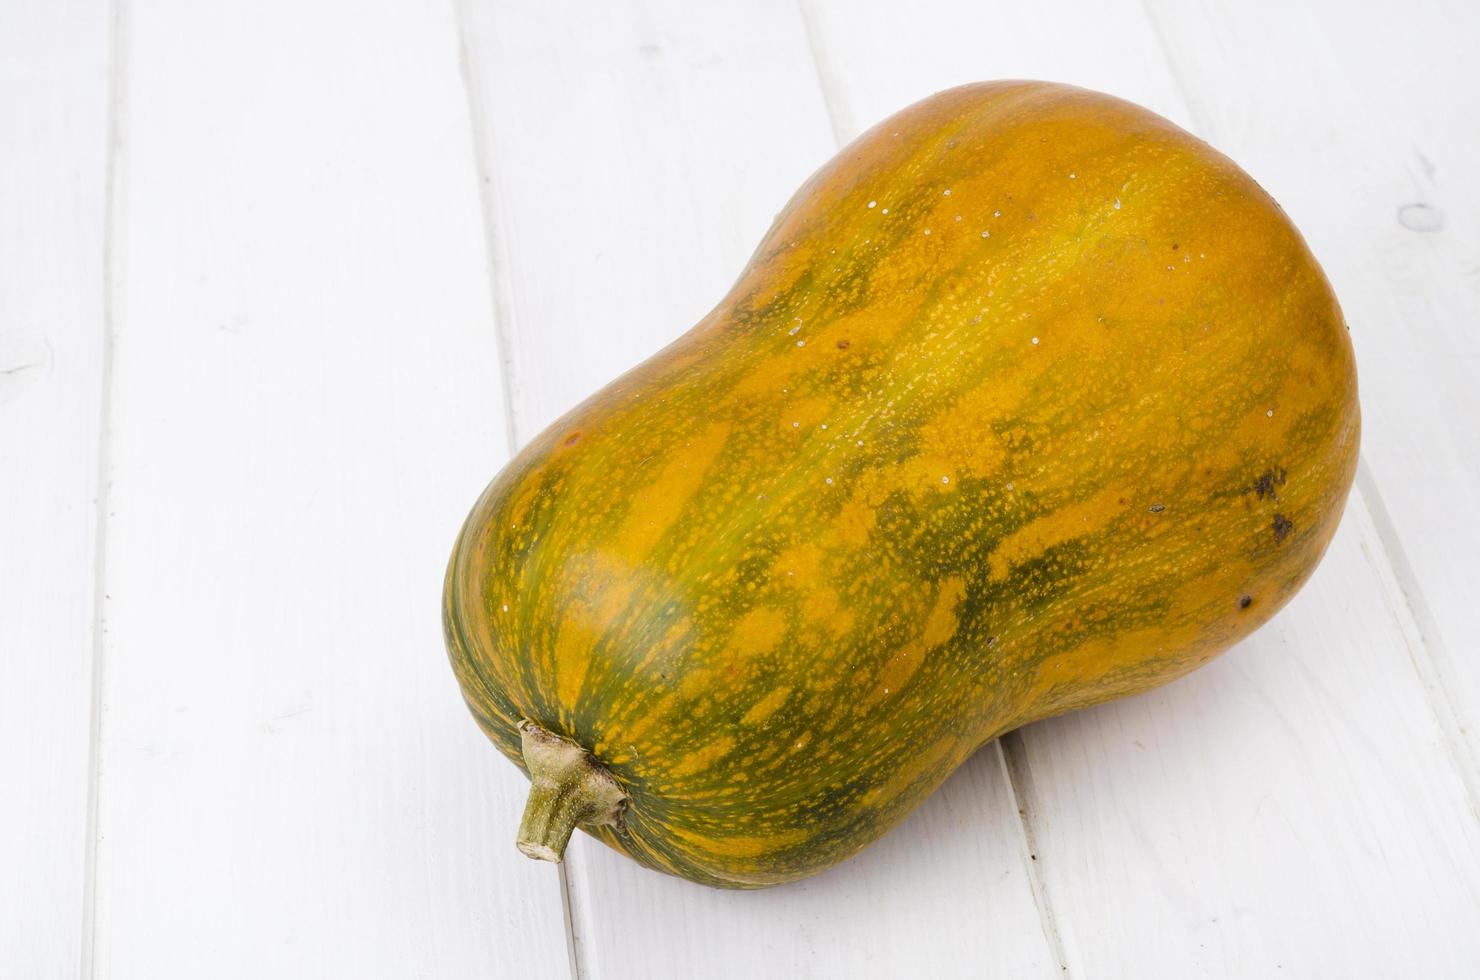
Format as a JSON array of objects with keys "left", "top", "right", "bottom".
[{"left": 5, "top": 1, "right": 1479, "bottom": 976}]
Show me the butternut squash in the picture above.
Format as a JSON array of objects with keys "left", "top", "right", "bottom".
[{"left": 443, "top": 81, "right": 1359, "bottom": 888}]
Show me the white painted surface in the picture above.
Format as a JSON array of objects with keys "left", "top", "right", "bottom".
[
  {"left": 85, "top": 1, "right": 568, "bottom": 977},
  {"left": 3, "top": 0, "right": 1478, "bottom": 977},
  {"left": 0, "top": 3, "right": 110, "bottom": 976}
]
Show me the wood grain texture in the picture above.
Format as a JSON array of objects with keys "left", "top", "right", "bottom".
[
  {"left": 87, "top": 0, "right": 568, "bottom": 976},
  {"left": 456, "top": 0, "right": 1055, "bottom": 973},
  {"left": 0, "top": 2, "right": 111, "bottom": 975}
]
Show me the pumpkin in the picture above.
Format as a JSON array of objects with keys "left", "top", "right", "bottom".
[{"left": 443, "top": 81, "right": 1359, "bottom": 888}]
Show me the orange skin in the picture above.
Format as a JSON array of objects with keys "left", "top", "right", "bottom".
[{"left": 444, "top": 81, "right": 1359, "bottom": 887}]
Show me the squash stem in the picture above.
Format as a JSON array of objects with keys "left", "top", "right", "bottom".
[{"left": 516, "top": 720, "right": 627, "bottom": 863}]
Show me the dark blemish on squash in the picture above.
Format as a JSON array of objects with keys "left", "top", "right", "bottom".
[
  {"left": 563, "top": 432, "right": 583, "bottom": 446},
  {"left": 1238, "top": 594, "right": 1253, "bottom": 610},
  {"left": 986, "top": 635, "right": 997, "bottom": 647},
  {"left": 1172, "top": 243, "right": 1179, "bottom": 250},
  {"left": 836, "top": 339, "right": 851, "bottom": 349},
  {"left": 1272, "top": 514, "right": 1294, "bottom": 542},
  {"left": 1148, "top": 503, "right": 1166, "bottom": 513},
  {"left": 1248, "top": 467, "right": 1287, "bottom": 501}
]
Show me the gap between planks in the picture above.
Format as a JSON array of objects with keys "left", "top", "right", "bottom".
[
  {"left": 1354, "top": 462, "right": 1480, "bottom": 821},
  {"left": 997, "top": 733, "right": 1073, "bottom": 975},
  {"left": 451, "top": 0, "right": 521, "bottom": 463},
  {"left": 794, "top": 0, "right": 851, "bottom": 150},
  {"left": 448, "top": 0, "right": 580, "bottom": 976},
  {"left": 81, "top": 0, "right": 128, "bottom": 974},
  {"left": 1137, "top": 0, "right": 1200, "bottom": 126}
]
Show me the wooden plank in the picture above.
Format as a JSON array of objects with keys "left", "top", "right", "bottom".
[
  {"left": 1143, "top": 0, "right": 1480, "bottom": 782},
  {"left": 0, "top": 2, "right": 111, "bottom": 976},
  {"left": 457, "top": 0, "right": 834, "bottom": 438},
  {"left": 804, "top": 0, "right": 1480, "bottom": 974},
  {"left": 456, "top": 1, "right": 1057, "bottom": 976},
  {"left": 89, "top": 1, "right": 570, "bottom": 976},
  {"left": 800, "top": 0, "right": 1193, "bottom": 142}
]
